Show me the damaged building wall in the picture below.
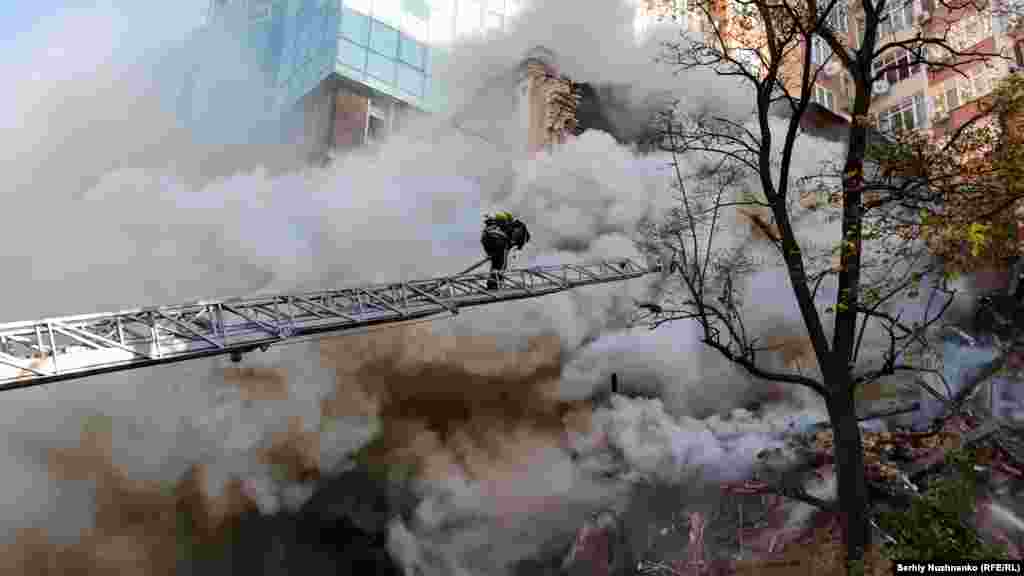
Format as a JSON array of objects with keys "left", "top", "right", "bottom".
[
  {"left": 520, "top": 49, "right": 582, "bottom": 155},
  {"left": 518, "top": 49, "right": 666, "bottom": 156}
]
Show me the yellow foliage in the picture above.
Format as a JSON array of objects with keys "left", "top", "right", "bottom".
[{"left": 898, "top": 75, "right": 1024, "bottom": 273}]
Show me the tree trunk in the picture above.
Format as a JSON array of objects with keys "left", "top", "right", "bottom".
[{"left": 825, "top": 375, "right": 871, "bottom": 573}]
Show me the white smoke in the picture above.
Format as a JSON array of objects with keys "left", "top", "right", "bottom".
[
  {"left": 0, "top": 0, "right": 875, "bottom": 574},
  {"left": 586, "top": 395, "right": 801, "bottom": 484},
  {"left": 441, "top": 0, "right": 753, "bottom": 128}
]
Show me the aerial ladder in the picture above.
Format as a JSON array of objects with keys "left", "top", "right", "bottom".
[{"left": 0, "top": 259, "right": 660, "bottom": 392}]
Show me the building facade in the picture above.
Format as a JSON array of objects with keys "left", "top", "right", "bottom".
[
  {"left": 182, "top": 1, "right": 1023, "bottom": 161},
  {"left": 183, "top": 0, "right": 526, "bottom": 164},
  {"left": 642, "top": 0, "right": 1021, "bottom": 136},
  {"left": 793, "top": 0, "right": 1020, "bottom": 137}
]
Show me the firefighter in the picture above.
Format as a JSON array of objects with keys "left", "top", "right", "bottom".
[{"left": 481, "top": 211, "right": 530, "bottom": 289}]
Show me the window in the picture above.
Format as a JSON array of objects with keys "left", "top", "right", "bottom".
[
  {"left": 338, "top": 38, "right": 367, "bottom": 71},
  {"left": 370, "top": 21, "right": 399, "bottom": 57},
  {"left": 879, "top": 92, "right": 927, "bottom": 132},
  {"left": 366, "top": 99, "right": 391, "bottom": 144},
  {"left": 813, "top": 85, "right": 836, "bottom": 110},
  {"left": 367, "top": 51, "right": 397, "bottom": 83},
  {"left": 872, "top": 49, "right": 920, "bottom": 84},
  {"left": 932, "top": 79, "right": 960, "bottom": 119},
  {"left": 820, "top": 3, "right": 848, "bottom": 33},
  {"left": 959, "top": 75, "right": 975, "bottom": 101},
  {"left": 949, "top": 10, "right": 993, "bottom": 52},
  {"left": 880, "top": 0, "right": 914, "bottom": 35},
  {"left": 811, "top": 36, "right": 833, "bottom": 65},
  {"left": 342, "top": 6, "right": 370, "bottom": 45},
  {"left": 367, "top": 114, "right": 387, "bottom": 144},
  {"left": 397, "top": 63, "right": 425, "bottom": 97},
  {"left": 399, "top": 33, "right": 425, "bottom": 69}
]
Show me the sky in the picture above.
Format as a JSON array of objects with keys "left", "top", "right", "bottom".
[
  {"left": 0, "top": 0, "right": 64, "bottom": 47},
  {"left": 0, "top": 0, "right": 208, "bottom": 51}
]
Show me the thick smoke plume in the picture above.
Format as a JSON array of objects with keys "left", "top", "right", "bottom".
[{"left": 0, "top": 0, "right": 877, "bottom": 574}]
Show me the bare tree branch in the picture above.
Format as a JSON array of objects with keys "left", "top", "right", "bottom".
[{"left": 702, "top": 336, "right": 830, "bottom": 395}]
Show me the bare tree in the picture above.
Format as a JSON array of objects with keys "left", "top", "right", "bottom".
[{"left": 637, "top": 0, "right": 1017, "bottom": 570}]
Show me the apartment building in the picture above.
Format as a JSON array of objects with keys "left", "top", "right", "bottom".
[
  {"left": 651, "top": 0, "right": 1018, "bottom": 136},
  {"left": 799, "top": 0, "right": 1018, "bottom": 136}
]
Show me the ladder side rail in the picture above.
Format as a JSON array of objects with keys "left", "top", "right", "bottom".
[{"left": 0, "top": 260, "right": 657, "bottom": 389}]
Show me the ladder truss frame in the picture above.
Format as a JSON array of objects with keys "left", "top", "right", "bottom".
[{"left": 0, "top": 259, "right": 657, "bottom": 391}]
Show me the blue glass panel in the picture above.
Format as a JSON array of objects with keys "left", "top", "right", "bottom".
[
  {"left": 341, "top": 6, "right": 369, "bottom": 44},
  {"left": 337, "top": 63, "right": 365, "bottom": 82},
  {"left": 366, "top": 51, "right": 397, "bottom": 83},
  {"left": 397, "top": 64, "right": 424, "bottom": 97},
  {"left": 279, "top": 37, "right": 293, "bottom": 74},
  {"left": 423, "top": 45, "right": 433, "bottom": 74},
  {"left": 293, "top": 7, "right": 309, "bottom": 59},
  {"left": 326, "top": 4, "right": 340, "bottom": 44},
  {"left": 370, "top": 20, "right": 399, "bottom": 58},
  {"left": 308, "top": 11, "right": 322, "bottom": 56},
  {"left": 338, "top": 39, "right": 366, "bottom": 71},
  {"left": 398, "top": 33, "right": 424, "bottom": 69}
]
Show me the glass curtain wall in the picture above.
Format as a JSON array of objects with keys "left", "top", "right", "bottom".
[
  {"left": 198, "top": 0, "right": 524, "bottom": 120},
  {"left": 336, "top": 0, "right": 521, "bottom": 112},
  {"left": 277, "top": 0, "right": 341, "bottom": 110}
]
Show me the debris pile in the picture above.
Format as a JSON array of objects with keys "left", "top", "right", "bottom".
[
  {"left": 560, "top": 510, "right": 635, "bottom": 576},
  {"left": 622, "top": 409, "right": 1024, "bottom": 574}
]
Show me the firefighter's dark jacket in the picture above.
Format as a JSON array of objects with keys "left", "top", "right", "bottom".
[{"left": 482, "top": 218, "right": 530, "bottom": 251}]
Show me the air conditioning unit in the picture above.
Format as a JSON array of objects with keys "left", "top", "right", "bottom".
[
  {"left": 824, "top": 61, "right": 842, "bottom": 76},
  {"left": 872, "top": 79, "right": 891, "bottom": 95}
]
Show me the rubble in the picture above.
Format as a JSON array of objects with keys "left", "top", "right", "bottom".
[
  {"left": 624, "top": 409, "right": 1024, "bottom": 574},
  {"left": 561, "top": 509, "right": 633, "bottom": 576}
]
